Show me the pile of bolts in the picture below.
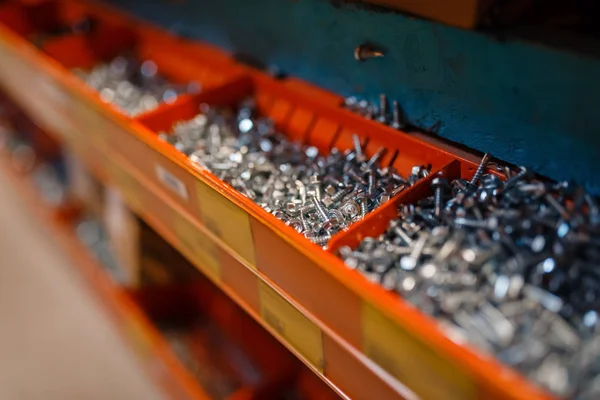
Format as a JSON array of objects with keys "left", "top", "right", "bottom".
[
  {"left": 75, "top": 55, "right": 199, "bottom": 117},
  {"left": 159, "top": 99, "right": 419, "bottom": 246},
  {"left": 339, "top": 155, "right": 600, "bottom": 398},
  {"left": 158, "top": 97, "right": 600, "bottom": 398}
]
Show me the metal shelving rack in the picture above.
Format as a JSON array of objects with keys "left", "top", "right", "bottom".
[{"left": 0, "top": 1, "right": 567, "bottom": 399}]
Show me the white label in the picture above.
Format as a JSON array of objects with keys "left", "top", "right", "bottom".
[{"left": 155, "top": 165, "right": 188, "bottom": 200}]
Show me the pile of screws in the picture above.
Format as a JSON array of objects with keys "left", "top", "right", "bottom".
[
  {"left": 339, "top": 155, "right": 600, "bottom": 398},
  {"left": 160, "top": 99, "right": 423, "bottom": 246},
  {"left": 343, "top": 94, "right": 406, "bottom": 130},
  {"left": 75, "top": 55, "right": 200, "bottom": 117}
]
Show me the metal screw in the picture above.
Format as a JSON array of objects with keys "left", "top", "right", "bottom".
[
  {"left": 78, "top": 55, "right": 197, "bottom": 117},
  {"left": 391, "top": 100, "right": 404, "bottom": 130},
  {"left": 367, "top": 147, "right": 387, "bottom": 169},
  {"left": 340, "top": 162, "right": 600, "bottom": 396},
  {"left": 352, "top": 134, "right": 364, "bottom": 162},
  {"left": 356, "top": 191, "right": 368, "bottom": 219},
  {"left": 354, "top": 44, "right": 385, "bottom": 61},
  {"left": 399, "top": 232, "right": 428, "bottom": 271},
  {"left": 431, "top": 176, "right": 449, "bottom": 218},
  {"left": 170, "top": 97, "right": 417, "bottom": 249},
  {"left": 470, "top": 153, "right": 491, "bottom": 186},
  {"left": 311, "top": 196, "right": 330, "bottom": 223},
  {"left": 377, "top": 94, "right": 388, "bottom": 124},
  {"left": 504, "top": 166, "right": 530, "bottom": 191}
]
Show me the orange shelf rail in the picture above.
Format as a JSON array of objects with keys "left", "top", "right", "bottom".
[
  {"left": 1, "top": 141, "right": 338, "bottom": 400},
  {"left": 0, "top": 151, "right": 213, "bottom": 400},
  {"left": 0, "top": 1, "right": 555, "bottom": 400}
]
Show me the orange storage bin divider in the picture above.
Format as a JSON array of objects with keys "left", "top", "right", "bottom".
[
  {"left": 328, "top": 160, "right": 462, "bottom": 250},
  {"left": 137, "top": 77, "right": 254, "bottom": 133}
]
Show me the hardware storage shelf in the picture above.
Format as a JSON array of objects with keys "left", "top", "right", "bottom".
[
  {"left": 0, "top": 1, "right": 555, "bottom": 399},
  {"left": 0, "top": 151, "right": 214, "bottom": 400},
  {"left": 0, "top": 147, "right": 340, "bottom": 400}
]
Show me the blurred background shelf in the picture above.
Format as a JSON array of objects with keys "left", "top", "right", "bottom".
[{"left": 0, "top": 123, "right": 342, "bottom": 400}]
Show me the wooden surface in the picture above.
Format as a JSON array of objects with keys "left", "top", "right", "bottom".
[{"left": 0, "top": 167, "right": 161, "bottom": 400}]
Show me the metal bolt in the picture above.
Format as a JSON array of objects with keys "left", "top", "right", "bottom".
[
  {"left": 399, "top": 232, "right": 428, "bottom": 270},
  {"left": 377, "top": 94, "right": 388, "bottom": 124},
  {"left": 367, "top": 147, "right": 387, "bottom": 169},
  {"left": 339, "top": 160, "right": 600, "bottom": 396},
  {"left": 389, "top": 219, "right": 414, "bottom": 246},
  {"left": 391, "top": 100, "right": 404, "bottom": 130},
  {"left": 367, "top": 169, "right": 376, "bottom": 196},
  {"left": 431, "top": 176, "right": 449, "bottom": 219}
]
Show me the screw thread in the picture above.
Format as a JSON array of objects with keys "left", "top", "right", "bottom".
[
  {"left": 299, "top": 203, "right": 316, "bottom": 213},
  {"left": 331, "top": 187, "right": 351, "bottom": 203},
  {"left": 470, "top": 153, "right": 490, "bottom": 185},
  {"left": 359, "top": 197, "right": 368, "bottom": 217},
  {"left": 392, "top": 100, "right": 403, "bottom": 129},
  {"left": 367, "top": 147, "right": 386, "bottom": 168},
  {"left": 454, "top": 217, "right": 493, "bottom": 229},
  {"left": 434, "top": 187, "right": 444, "bottom": 218},
  {"left": 312, "top": 234, "right": 331, "bottom": 246},
  {"left": 312, "top": 197, "right": 330, "bottom": 222},
  {"left": 300, "top": 211, "right": 311, "bottom": 232},
  {"left": 348, "top": 169, "right": 367, "bottom": 185},
  {"left": 352, "top": 134, "right": 362, "bottom": 158},
  {"left": 368, "top": 171, "right": 375, "bottom": 196}
]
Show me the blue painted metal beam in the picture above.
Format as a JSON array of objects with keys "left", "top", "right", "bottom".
[{"left": 108, "top": 0, "right": 600, "bottom": 193}]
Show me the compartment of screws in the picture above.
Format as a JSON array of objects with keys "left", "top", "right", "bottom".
[
  {"left": 140, "top": 85, "right": 439, "bottom": 247},
  {"left": 34, "top": 17, "right": 205, "bottom": 118},
  {"left": 336, "top": 158, "right": 600, "bottom": 398},
  {"left": 74, "top": 55, "right": 200, "bottom": 117}
]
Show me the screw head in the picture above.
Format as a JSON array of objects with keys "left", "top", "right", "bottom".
[
  {"left": 379, "top": 194, "right": 392, "bottom": 204},
  {"left": 354, "top": 44, "right": 385, "bottom": 62},
  {"left": 431, "top": 177, "right": 449, "bottom": 190},
  {"left": 341, "top": 200, "right": 360, "bottom": 218},
  {"left": 322, "top": 196, "right": 335, "bottom": 207},
  {"left": 322, "top": 219, "right": 336, "bottom": 233},
  {"left": 399, "top": 256, "right": 417, "bottom": 271}
]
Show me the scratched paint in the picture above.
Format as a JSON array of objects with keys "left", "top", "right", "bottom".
[{"left": 109, "top": 0, "right": 600, "bottom": 193}]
